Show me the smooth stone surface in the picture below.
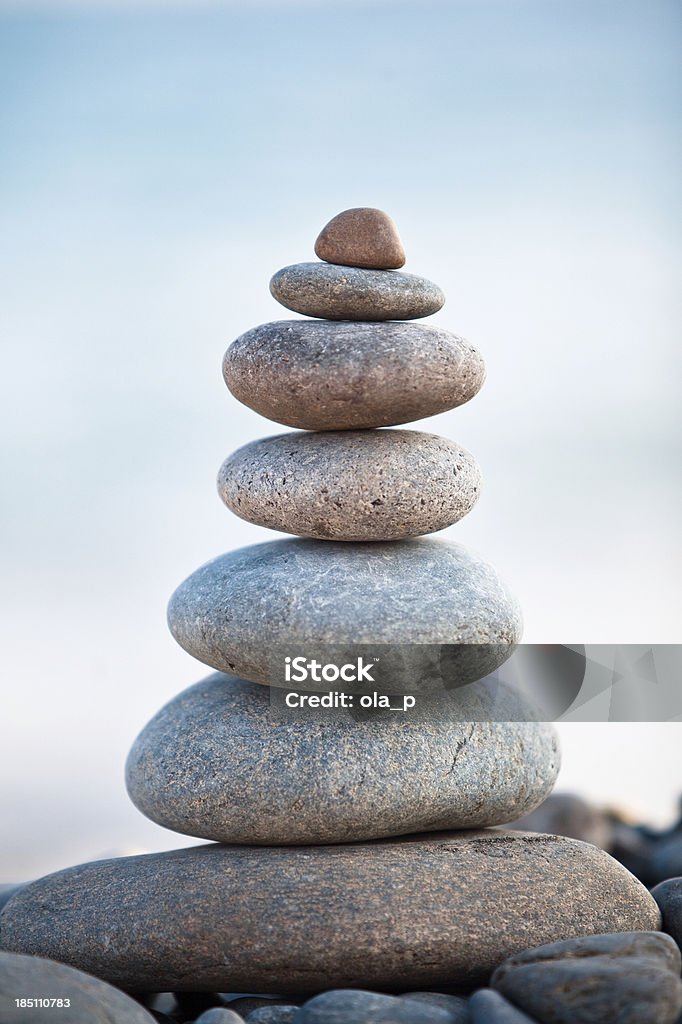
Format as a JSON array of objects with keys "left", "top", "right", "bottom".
[
  {"left": 492, "top": 932, "right": 682, "bottom": 1024},
  {"left": 195, "top": 1012, "right": 245, "bottom": 1024},
  {"left": 469, "top": 990, "right": 532, "bottom": 1023},
  {"left": 223, "top": 320, "right": 486, "bottom": 431},
  {"left": 247, "top": 1009, "right": 298, "bottom": 1023},
  {"left": 217, "top": 430, "right": 480, "bottom": 541},
  {"left": 0, "top": 950, "right": 157, "bottom": 1023},
  {"left": 401, "top": 993, "right": 470, "bottom": 1022},
  {"left": 126, "top": 673, "right": 560, "bottom": 845},
  {"left": 270, "top": 263, "right": 444, "bottom": 321},
  {"left": 314, "top": 207, "right": 406, "bottom": 269},
  {"left": 295, "top": 990, "right": 453, "bottom": 1023},
  {"left": 167, "top": 538, "right": 523, "bottom": 686},
  {"left": 511, "top": 793, "right": 612, "bottom": 850},
  {"left": 652, "top": 877, "right": 682, "bottom": 949},
  {"left": 0, "top": 834, "right": 661, "bottom": 994},
  {"left": 0, "top": 885, "right": 23, "bottom": 913}
]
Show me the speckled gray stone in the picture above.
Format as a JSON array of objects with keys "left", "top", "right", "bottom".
[
  {"left": 269, "top": 263, "right": 444, "bottom": 321},
  {"left": 223, "top": 321, "right": 486, "bottom": 431},
  {"left": 0, "top": 951, "right": 157, "bottom": 1023},
  {"left": 295, "top": 990, "right": 453, "bottom": 1022},
  {"left": 125, "top": 673, "right": 560, "bottom": 845},
  {"left": 217, "top": 430, "right": 480, "bottom": 541},
  {"left": 167, "top": 538, "right": 523, "bottom": 686},
  {"left": 469, "top": 990, "right": 533, "bottom": 1023},
  {"left": 491, "top": 932, "right": 682, "bottom": 1024},
  {"left": 0, "top": 835, "right": 661, "bottom": 994}
]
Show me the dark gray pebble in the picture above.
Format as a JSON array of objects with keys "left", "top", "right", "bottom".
[
  {"left": 401, "top": 991, "right": 470, "bottom": 1021},
  {"left": 194, "top": 1011, "right": 245, "bottom": 1024},
  {"left": 492, "top": 931, "right": 682, "bottom": 1024},
  {"left": 246, "top": 1008, "right": 298, "bottom": 1023},
  {"left": 469, "top": 989, "right": 533, "bottom": 1022},
  {"left": 294, "top": 989, "right": 453, "bottom": 1022},
  {"left": 652, "top": 877, "right": 682, "bottom": 951}
]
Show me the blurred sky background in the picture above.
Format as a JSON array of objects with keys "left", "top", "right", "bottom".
[{"left": 0, "top": 0, "right": 680, "bottom": 881}]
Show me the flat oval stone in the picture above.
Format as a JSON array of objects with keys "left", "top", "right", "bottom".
[
  {"left": 491, "top": 932, "right": 682, "bottom": 1024},
  {"left": 167, "top": 538, "right": 523, "bottom": 685},
  {"left": 0, "top": 834, "right": 660, "bottom": 994},
  {"left": 315, "top": 207, "right": 406, "bottom": 269},
  {"left": 223, "top": 320, "right": 485, "bottom": 431},
  {"left": 296, "top": 990, "right": 452, "bottom": 1023},
  {"left": 125, "top": 673, "right": 560, "bottom": 845},
  {"left": 0, "top": 950, "right": 157, "bottom": 1023},
  {"left": 269, "top": 263, "right": 444, "bottom": 321},
  {"left": 217, "top": 430, "right": 480, "bottom": 541}
]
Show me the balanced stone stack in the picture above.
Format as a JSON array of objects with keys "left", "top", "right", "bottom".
[{"left": 0, "top": 210, "right": 662, "bottom": 1002}]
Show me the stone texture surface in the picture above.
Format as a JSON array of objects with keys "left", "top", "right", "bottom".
[
  {"left": 194, "top": 1012, "right": 245, "bottom": 1024},
  {"left": 652, "top": 877, "right": 682, "bottom": 950},
  {"left": 0, "top": 950, "right": 157, "bottom": 1023},
  {"left": 294, "top": 990, "right": 453, "bottom": 1022},
  {"left": 511, "top": 793, "right": 612, "bottom": 850},
  {"left": 0, "top": 834, "right": 661, "bottom": 994},
  {"left": 167, "top": 538, "right": 523, "bottom": 686},
  {"left": 223, "top": 320, "right": 486, "bottom": 431},
  {"left": 217, "top": 430, "right": 480, "bottom": 541},
  {"left": 469, "top": 990, "right": 533, "bottom": 1022},
  {"left": 401, "top": 992, "right": 470, "bottom": 1022},
  {"left": 126, "top": 673, "right": 560, "bottom": 845},
  {"left": 269, "top": 263, "right": 444, "bottom": 321},
  {"left": 246, "top": 1008, "right": 299, "bottom": 1024},
  {"left": 314, "top": 208, "right": 406, "bottom": 270},
  {"left": 491, "top": 931, "right": 682, "bottom": 1024}
]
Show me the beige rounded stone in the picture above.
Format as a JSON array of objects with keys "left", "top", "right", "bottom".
[
  {"left": 314, "top": 207, "right": 406, "bottom": 269},
  {"left": 217, "top": 429, "right": 480, "bottom": 541}
]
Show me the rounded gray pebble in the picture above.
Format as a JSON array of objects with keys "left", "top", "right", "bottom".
[
  {"left": 401, "top": 992, "right": 470, "bottom": 1022},
  {"left": 195, "top": 1011, "right": 245, "bottom": 1024},
  {"left": 491, "top": 931, "right": 682, "bottom": 1024},
  {"left": 269, "top": 263, "right": 445, "bottom": 321},
  {"left": 126, "top": 673, "right": 560, "bottom": 845},
  {"left": 0, "top": 950, "right": 157, "bottom": 1023},
  {"left": 167, "top": 537, "right": 523, "bottom": 686},
  {"left": 246, "top": 1008, "right": 298, "bottom": 1023},
  {"left": 223, "top": 320, "right": 485, "bottom": 431},
  {"left": 295, "top": 989, "right": 453, "bottom": 1023},
  {"left": 0, "top": 836, "right": 661, "bottom": 993},
  {"left": 652, "top": 877, "right": 682, "bottom": 951},
  {"left": 469, "top": 989, "right": 533, "bottom": 1023},
  {"left": 217, "top": 430, "right": 481, "bottom": 541}
]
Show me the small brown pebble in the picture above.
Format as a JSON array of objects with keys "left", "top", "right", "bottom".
[{"left": 315, "top": 207, "right": 406, "bottom": 269}]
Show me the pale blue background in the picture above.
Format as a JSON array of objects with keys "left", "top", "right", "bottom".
[{"left": 1, "top": 0, "right": 680, "bottom": 879}]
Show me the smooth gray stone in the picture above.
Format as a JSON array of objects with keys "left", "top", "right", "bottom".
[
  {"left": 217, "top": 430, "right": 481, "bottom": 541},
  {"left": 223, "top": 320, "right": 485, "bottom": 431},
  {"left": 469, "top": 990, "right": 532, "bottom": 1022},
  {"left": 195, "top": 1011, "right": 245, "bottom": 1024},
  {"left": 167, "top": 538, "right": 523, "bottom": 687},
  {"left": 247, "top": 1008, "right": 298, "bottom": 1023},
  {"left": 652, "top": 877, "right": 682, "bottom": 950},
  {"left": 0, "top": 950, "right": 157, "bottom": 1023},
  {"left": 491, "top": 931, "right": 682, "bottom": 1024},
  {"left": 401, "top": 992, "right": 470, "bottom": 1022},
  {"left": 270, "top": 263, "right": 445, "bottom": 321},
  {"left": 294, "top": 990, "right": 453, "bottom": 1022},
  {"left": 0, "top": 834, "right": 661, "bottom": 994},
  {"left": 126, "top": 674, "right": 560, "bottom": 845}
]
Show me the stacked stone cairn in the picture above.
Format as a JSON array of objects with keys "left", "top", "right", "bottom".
[{"left": 1, "top": 209, "right": 678, "bottom": 1024}]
